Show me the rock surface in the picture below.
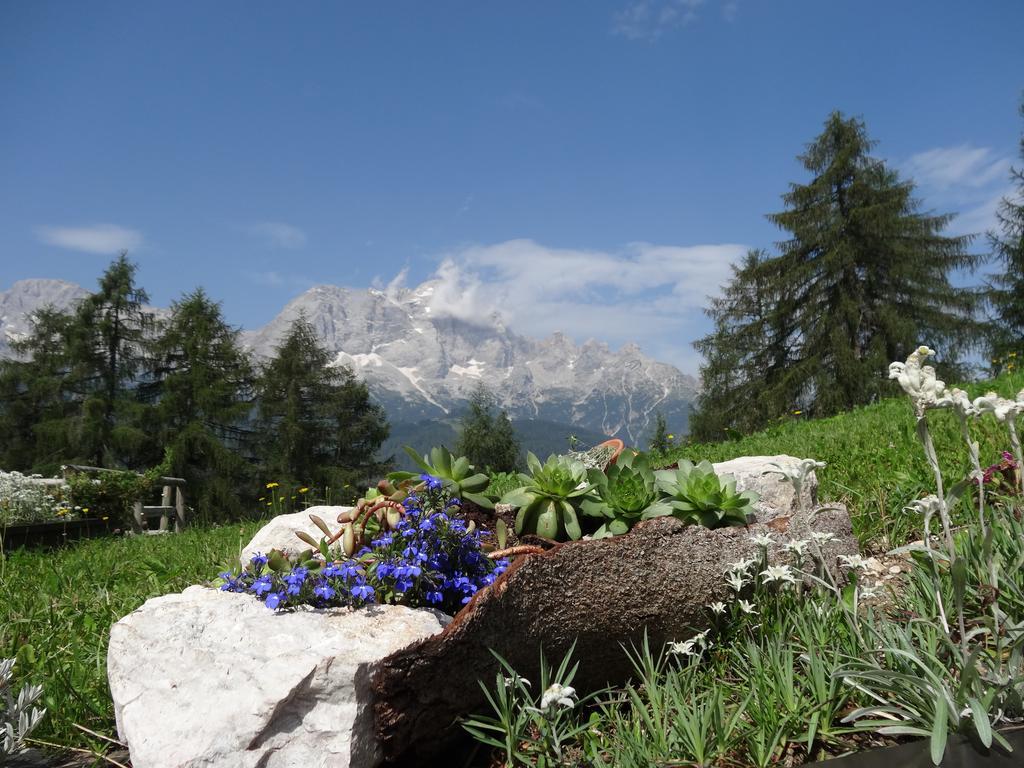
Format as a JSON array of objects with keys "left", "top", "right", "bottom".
[
  {"left": 240, "top": 506, "right": 354, "bottom": 565},
  {"left": 108, "top": 586, "right": 449, "bottom": 768},
  {"left": 711, "top": 454, "right": 818, "bottom": 524},
  {"left": 373, "top": 503, "right": 858, "bottom": 765}
]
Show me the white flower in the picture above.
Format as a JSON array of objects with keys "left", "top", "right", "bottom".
[
  {"left": 763, "top": 458, "right": 826, "bottom": 488},
  {"left": 948, "top": 387, "right": 979, "bottom": 417},
  {"left": 708, "top": 601, "right": 727, "bottom": 615},
  {"left": 974, "top": 392, "right": 1023, "bottom": 422},
  {"left": 750, "top": 531, "right": 774, "bottom": 548},
  {"left": 839, "top": 554, "right": 870, "bottom": 570},
  {"left": 668, "top": 638, "right": 700, "bottom": 656},
  {"left": 738, "top": 599, "right": 757, "bottom": 614},
  {"left": 858, "top": 584, "right": 881, "bottom": 600},
  {"left": 726, "top": 570, "right": 749, "bottom": 592},
  {"left": 760, "top": 564, "right": 797, "bottom": 584},
  {"left": 540, "top": 683, "right": 577, "bottom": 711},
  {"left": 785, "top": 539, "right": 809, "bottom": 557},
  {"left": 504, "top": 676, "right": 530, "bottom": 689},
  {"left": 727, "top": 557, "right": 757, "bottom": 575},
  {"left": 809, "top": 531, "right": 835, "bottom": 544},
  {"left": 889, "top": 346, "right": 952, "bottom": 416}
]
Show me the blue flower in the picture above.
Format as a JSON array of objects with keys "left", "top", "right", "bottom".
[
  {"left": 322, "top": 562, "right": 343, "bottom": 578},
  {"left": 265, "top": 591, "right": 284, "bottom": 610},
  {"left": 251, "top": 575, "right": 273, "bottom": 596},
  {"left": 250, "top": 552, "right": 269, "bottom": 568},
  {"left": 350, "top": 581, "right": 375, "bottom": 601},
  {"left": 425, "top": 590, "right": 444, "bottom": 604},
  {"left": 372, "top": 533, "right": 394, "bottom": 547},
  {"left": 420, "top": 474, "right": 442, "bottom": 491},
  {"left": 314, "top": 581, "right": 336, "bottom": 601}
]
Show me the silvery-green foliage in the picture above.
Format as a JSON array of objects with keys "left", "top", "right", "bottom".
[
  {"left": 1, "top": 658, "right": 46, "bottom": 755},
  {"left": 500, "top": 452, "right": 594, "bottom": 540},
  {"left": 581, "top": 452, "right": 670, "bottom": 538}
]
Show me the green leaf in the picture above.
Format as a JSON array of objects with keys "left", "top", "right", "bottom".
[
  {"left": 403, "top": 445, "right": 433, "bottom": 474},
  {"left": 930, "top": 695, "right": 948, "bottom": 766},
  {"left": 536, "top": 502, "right": 559, "bottom": 539},
  {"left": 968, "top": 697, "right": 992, "bottom": 748},
  {"left": 562, "top": 502, "right": 582, "bottom": 540}
]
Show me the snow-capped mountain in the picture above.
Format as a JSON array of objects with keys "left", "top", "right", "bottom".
[
  {"left": 0, "top": 278, "right": 699, "bottom": 442},
  {"left": 0, "top": 279, "right": 89, "bottom": 358},
  {"left": 244, "top": 281, "right": 699, "bottom": 442}
]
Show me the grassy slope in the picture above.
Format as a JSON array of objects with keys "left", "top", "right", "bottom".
[
  {"left": 1, "top": 370, "right": 1020, "bottom": 755},
  {"left": 0, "top": 522, "right": 264, "bottom": 753},
  {"left": 663, "top": 371, "right": 1024, "bottom": 548}
]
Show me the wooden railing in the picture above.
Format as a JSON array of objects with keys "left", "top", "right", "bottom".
[{"left": 61, "top": 464, "right": 188, "bottom": 534}]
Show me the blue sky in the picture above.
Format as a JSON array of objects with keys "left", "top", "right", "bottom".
[{"left": 1, "top": 1, "right": 1022, "bottom": 373}]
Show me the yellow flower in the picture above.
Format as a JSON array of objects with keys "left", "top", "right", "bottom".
[
  {"left": 298, "top": 487, "right": 309, "bottom": 494},
  {"left": 666, "top": 434, "right": 674, "bottom": 440},
  {"left": 258, "top": 497, "right": 265, "bottom": 501},
  {"left": 82, "top": 507, "right": 89, "bottom": 513},
  {"left": 267, "top": 502, "right": 273, "bottom": 506},
  {"left": 792, "top": 410, "right": 802, "bottom": 415},
  {"left": 1010, "top": 352, "right": 1018, "bottom": 358},
  {"left": 102, "top": 516, "right": 109, "bottom": 521},
  {"left": 266, "top": 482, "right": 279, "bottom": 489}
]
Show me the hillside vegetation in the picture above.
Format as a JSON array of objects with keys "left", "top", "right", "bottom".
[{"left": 666, "top": 370, "right": 1024, "bottom": 548}]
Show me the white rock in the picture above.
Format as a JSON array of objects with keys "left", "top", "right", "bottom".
[
  {"left": 712, "top": 455, "right": 819, "bottom": 523},
  {"left": 108, "top": 586, "right": 449, "bottom": 768},
  {"left": 241, "top": 506, "right": 355, "bottom": 566}
]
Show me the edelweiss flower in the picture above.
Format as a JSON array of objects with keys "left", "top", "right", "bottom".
[
  {"left": 726, "top": 570, "right": 749, "bottom": 592},
  {"left": 708, "top": 601, "right": 727, "bottom": 615},
  {"left": 839, "top": 554, "right": 870, "bottom": 570},
  {"left": 889, "top": 346, "right": 951, "bottom": 416},
  {"left": 810, "top": 531, "right": 835, "bottom": 544},
  {"left": 738, "top": 599, "right": 757, "bottom": 614},
  {"left": 858, "top": 583, "right": 881, "bottom": 600},
  {"left": 760, "top": 564, "right": 797, "bottom": 584},
  {"left": 540, "top": 683, "right": 577, "bottom": 711},
  {"left": 727, "top": 557, "right": 757, "bottom": 575},
  {"left": 750, "top": 531, "right": 774, "bottom": 548},
  {"left": 974, "top": 392, "right": 1024, "bottom": 422},
  {"left": 785, "top": 539, "right": 809, "bottom": 557}
]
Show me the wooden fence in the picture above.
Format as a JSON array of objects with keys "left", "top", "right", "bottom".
[{"left": 59, "top": 464, "right": 189, "bottom": 534}]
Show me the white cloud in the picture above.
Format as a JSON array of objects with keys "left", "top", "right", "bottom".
[
  {"left": 903, "top": 145, "right": 1012, "bottom": 191},
  {"left": 424, "top": 239, "right": 746, "bottom": 371},
  {"left": 245, "top": 221, "right": 307, "bottom": 249},
  {"left": 901, "top": 143, "right": 1016, "bottom": 236},
  {"left": 37, "top": 223, "right": 143, "bottom": 254},
  {"left": 612, "top": 0, "right": 738, "bottom": 40}
]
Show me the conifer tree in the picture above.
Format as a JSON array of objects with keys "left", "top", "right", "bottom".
[
  {"left": 648, "top": 411, "right": 673, "bottom": 454},
  {"left": 67, "top": 253, "right": 155, "bottom": 467},
  {"left": 987, "top": 98, "right": 1024, "bottom": 371},
  {"left": 691, "top": 112, "right": 981, "bottom": 438},
  {"left": 256, "top": 315, "right": 389, "bottom": 488},
  {"left": 455, "top": 383, "right": 521, "bottom": 472},
  {"left": 150, "top": 289, "right": 255, "bottom": 518}
]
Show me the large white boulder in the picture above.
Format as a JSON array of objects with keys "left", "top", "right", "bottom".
[
  {"left": 241, "top": 506, "right": 354, "bottom": 565},
  {"left": 108, "top": 586, "right": 449, "bottom": 768},
  {"left": 711, "top": 455, "right": 818, "bottom": 524}
]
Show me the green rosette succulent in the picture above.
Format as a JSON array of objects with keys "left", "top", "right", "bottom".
[
  {"left": 390, "top": 445, "right": 493, "bottom": 508},
  {"left": 581, "top": 452, "right": 671, "bottom": 538},
  {"left": 653, "top": 459, "right": 758, "bottom": 528},
  {"left": 500, "top": 452, "right": 595, "bottom": 540}
]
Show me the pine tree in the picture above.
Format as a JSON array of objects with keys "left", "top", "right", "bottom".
[
  {"left": 691, "top": 250, "right": 795, "bottom": 440},
  {"left": 66, "top": 253, "right": 156, "bottom": 467},
  {"left": 256, "top": 315, "right": 390, "bottom": 488},
  {"left": 150, "top": 289, "right": 255, "bottom": 518},
  {"left": 648, "top": 411, "right": 673, "bottom": 454},
  {"left": 987, "top": 98, "right": 1024, "bottom": 372},
  {"left": 0, "top": 307, "right": 78, "bottom": 472},
  {"left": 455, "top": 383, "right": 521, "bottom": 472},
  {"left": 691, "top": 112, "right": 981, "bottom": 438}
]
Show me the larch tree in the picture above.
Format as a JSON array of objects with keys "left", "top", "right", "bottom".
[{"left": 455, "top": 383, "right": 521, "bottom": 473}]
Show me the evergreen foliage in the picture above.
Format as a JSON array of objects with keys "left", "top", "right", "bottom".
[
  {"left": 647, "top": 411, "right": 673, "bottom": 454},
  {"left": 256, "top": 315, "right": 390, "bottom": 489},
  {"left": 691, "top": 112, "right": 982, "bottom": 441},
  {"left": 987, "top": 98, "right": 1024, "bottom": 371},
  {"left": 149, "top": 289, "right": 255, "bottom": 518},
  {"left": 455, "top": 383, "right": 521, "bottom": 472}
]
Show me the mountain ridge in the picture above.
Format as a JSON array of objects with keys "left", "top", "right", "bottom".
[{"left": 0, "top": 277, "right": 698, "bottom": 442}]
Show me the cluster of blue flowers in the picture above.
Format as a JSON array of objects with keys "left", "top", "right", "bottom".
[{"left": 217, "top": 476, "right": 508, "bottom": 614}]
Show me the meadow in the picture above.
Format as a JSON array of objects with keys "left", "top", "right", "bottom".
[{"left": 2, "top": 369, "right": 1022, "bottom": 762}]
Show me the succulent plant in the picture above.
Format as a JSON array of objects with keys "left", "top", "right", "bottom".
[
  {"left": 581, "top": 452, "right": 671, "bottom": 537},
  {"left": 391, "top": 446, "right": 493, "bottom": 508},
  {"left": 653, "top": 460, "right": 758, "bottom": 528},
  {"left": 500, "top": 452, "right": 595, "bottom": 540}
]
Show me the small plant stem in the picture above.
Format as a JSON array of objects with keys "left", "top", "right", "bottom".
[
  {"left": 957, "top": 412, "right": 987, "bottom": 536},
  {"left": 1007, "top": 419, "right": 1024, "bottom": 495}
]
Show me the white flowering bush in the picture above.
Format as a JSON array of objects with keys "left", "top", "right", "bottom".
[{"left": 0, "top": 471, "right": 72, "bottom": 526}]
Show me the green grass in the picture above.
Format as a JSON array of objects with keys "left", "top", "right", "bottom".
[
  {"left": 664, "top": 371, "right": 1024, "bottom": 548},
  {"left": 0, "top": 521, "right": 264, "bottom": 754},
  {"left": 2, "top": 369, "right": 1021, "bottom": 759}
]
